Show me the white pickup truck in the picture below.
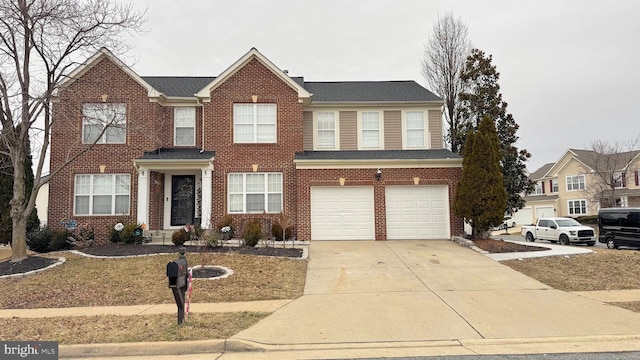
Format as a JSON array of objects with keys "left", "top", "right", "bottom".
[{"left": 521, "top": 217, "right": 596, "bottom": 246}]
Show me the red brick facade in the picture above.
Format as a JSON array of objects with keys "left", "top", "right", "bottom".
[{"left": 49, "top": 49, "right": 463, "bottom": 243}]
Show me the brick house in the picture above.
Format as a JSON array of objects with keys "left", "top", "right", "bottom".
[{"left": 49, "top": 47, "right": 463, "bottom": 242}]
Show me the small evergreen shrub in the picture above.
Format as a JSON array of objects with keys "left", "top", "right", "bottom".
[
  {"left": 109, "top": 228, "right": 122, "bottom": 243},
  {"left": 243, "top": 219, "right": 262, "bottom": 247},
  {"left": 49, "top": 229, "right": 73, "bottom": 251},
  {"left": 120, "top": 222, "right": 140, "bottom": 244},
  {"left": 172, "top": 229, "right": 190, "bottom": 246},
  {"left": 26, "top": 226, "right": 54, "bottom": 253}
]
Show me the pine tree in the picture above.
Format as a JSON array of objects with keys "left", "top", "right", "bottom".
[
  {"left": 457, "top": 49, "right": 535, "bottom": 214},
  {"left": 454, "top": 115, "right": 506, "bottom": 238}
]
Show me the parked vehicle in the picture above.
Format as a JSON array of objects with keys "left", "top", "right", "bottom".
[
  {"left": 521, "top": 217, "right": 596, "bottom": 246},
  {"left": 492, "top": 216, "right": 516, "bottom": 230},
  {"left": 598, "top": 208, "right": 640, "bottom": 249}
]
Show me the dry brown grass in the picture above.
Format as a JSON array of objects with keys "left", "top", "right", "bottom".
[
  {"left": 502, "top": 248, "right": 640, "bottom": 291},
  {"left": 0, "top": 252, "right": 307, "bottom": 309},
  {"left": 0, "top": 312, "right": 268, "bottom": 344}
]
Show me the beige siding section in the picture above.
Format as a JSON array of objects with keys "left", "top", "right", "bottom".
[
  {"left": 428, "top": 110, "right": 443, "bottom": 149},
  {"left": 340, "top": 111, "right": 357, "bottom": 150},
  {"left": 303, "top": 111, "right": 313, "bottom": 151},
  {"left": 384, "top": 111, "right": 402, "bottom": 150}
]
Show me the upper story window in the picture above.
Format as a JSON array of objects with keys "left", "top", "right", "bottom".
[
  {"left": 613, "top": 171, "right": 625, "bottom": 188},
  {"left": 405, "top": 111, "right": 425, "bottom": 148},
  {"left": 174, "top": 107, "right": 196, "bottom": 146},
  {"left": 316, "top": 111, "right": 336, "bottom": 149},
  {"left": 551, "top": 179, "right": 558, "bottom": 193},
  {"left": 566, "top": 175, "right": 585, "bottom": 191},
  {"left": 233, "top": 104, "right": 277, "bottom": 143},
  {"left": 82, "top": 103, "right": 126, "bottom": 144},
  {"left": 228, "top": 172, "right": 282, "bottom": 213},
  {"left": 74, "top": 174, "right": 130, "bottom": 215},
  {"left": 359, "top": 111, "right": 382, "bottom": 149},
  {"left": 533, "top": 181, "right": 544, "bottom": 195}
]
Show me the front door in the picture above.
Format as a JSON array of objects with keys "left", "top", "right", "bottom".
[{"left": 171, "top": 175, "right": 195, "bottom": 226}]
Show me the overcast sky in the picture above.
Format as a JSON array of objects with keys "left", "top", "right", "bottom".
[{"left": 123, "top": 0, "right": 640, "bottom": 172}]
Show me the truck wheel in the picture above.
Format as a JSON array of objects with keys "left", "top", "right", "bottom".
[
  {"left": 559, "top": 234, "right": 569, "bottom": 246},
  {"left": 606, "top": 238, "right": 617, "bottom": 249},
  {"left": 525, "top": 232, "right": 535, "bottom": 242}
]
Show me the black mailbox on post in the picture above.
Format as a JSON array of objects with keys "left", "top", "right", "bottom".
[{"left": 166, "top": 247, "right": 188, "bottom": 324}]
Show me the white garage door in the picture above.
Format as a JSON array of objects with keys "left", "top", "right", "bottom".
[
  {"left": 385, "top": 185, "right": 449, "bottom": 240},
  {"left": 311, "top": 187, "right": 374, "bottom": 240},
  {"left": 514, "top": 207, "right": 533, "bottom": 225},
  {"left": 535, "top": 206, "right": 554, "bottom": 219}
]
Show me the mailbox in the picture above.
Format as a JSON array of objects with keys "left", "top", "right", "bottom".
[
  {"left": 167, "top": 258, "right": 187, "bottom": 288},
  {"left": 166, "top": 247, "right": 189, "bottom": 324}
]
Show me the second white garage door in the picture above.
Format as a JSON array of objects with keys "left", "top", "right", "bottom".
[
  {"left": 386, "top": 185, "right": 449, "bottom": 240},
  {"left": 311, "top": 186, "right": 374, "bottom": 241}
]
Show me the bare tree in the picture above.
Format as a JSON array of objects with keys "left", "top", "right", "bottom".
[
  {"left": 578, "top": 138, "right": 640, "bottom": 208},
  {"left": 0, "top": 0, "right": 145, "bottom": 262},
  {"left": 421, "top": 13, "right": 471, "bottom": 153}
]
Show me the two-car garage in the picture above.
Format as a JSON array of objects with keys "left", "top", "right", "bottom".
[{"left": 310, "top": 185, "right": 450, "bottom": 241}]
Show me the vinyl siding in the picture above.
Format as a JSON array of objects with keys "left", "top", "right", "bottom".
[
  {"left": 384, "top": 110, "right": 402, "bottom": 150},
  {"left": 340, "top": 111, "right": 357, "bottom": 150},
  {"left": 428, "top": 109, "right": 443, "bottom": 149}
]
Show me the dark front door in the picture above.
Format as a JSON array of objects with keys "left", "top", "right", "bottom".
[{"left": 171, "top": 175, "right": 195, "bottom": 226}]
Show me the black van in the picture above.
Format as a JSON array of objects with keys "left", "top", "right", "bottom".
[{"left": 598, "top": 207, "right": 640, "bottom": 249}]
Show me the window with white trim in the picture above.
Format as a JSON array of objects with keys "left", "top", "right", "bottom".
[
  {"left": 316, "top": 111, "right": 336, "bottom": 149},
  {"left": 405, "top": 111, "right": 425, "bottom": 148},
  {"left": 82, "top": 103, "right": 126, "bottom": 144},
  {"left": 551, "top": 179, "right": 558, "bottom": 193},
  {"left": 613, "top": 172, "right": 624, "bottom": 188},
  {"left": 74, "top": 174, "right": 130, "bottom": 215},
  {"left": 568, "top": 199, "right": 587, "bottom": 215},
  {"left": 566, "top": 175, "right": 585, "bottom": 191},
  {"left": 174, "top": 107, "right": 196, "bottom": 146},
  {"left": 228, "top": 173, "right": 282, "bottom": 213},
  {"left": 233, "top": 104, "right": 277, "bottom": 143},
  {"left": 533, "top": 182, "right": 544, "bottom": 195},
  {"left": 360, "top": 111, "right": 381, "bottom": 148}
]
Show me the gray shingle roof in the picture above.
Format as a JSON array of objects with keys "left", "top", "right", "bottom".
[
  {"left": 294, "top": 149, "right": 460, "bottom": 161},
  {"left": 141, "top": 76, "right": 440, "bottom": 103},
  {"left": 138, "top": 148, "right": 215, "bottom": 160},
  {"left": 529, "top": 162, "right": 554, "bottom": 180},
  {"left": 303, "top": 81, "right": 441, "bottom": 102},
  {"left": 142, "top": 77, "right": 215, "bottom": 97}
]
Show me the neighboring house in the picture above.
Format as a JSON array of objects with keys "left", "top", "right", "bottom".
[
  {"left": 518, "top": 148, "right": 640, "bottom": 225},
  {"left": 35, "top": 175, "right": 49, "bottom": 226},
  {"left": 49, "top": 47, "right": 463, "bottom": 242}
]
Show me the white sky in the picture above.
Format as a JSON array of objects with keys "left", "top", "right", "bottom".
[{"left": 122, "top": 0, "right": 640, "bottom": 172}]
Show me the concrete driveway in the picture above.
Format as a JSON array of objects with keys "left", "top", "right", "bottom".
[{"left": 231, "top": 240, "right": 640, "bottom": 351}]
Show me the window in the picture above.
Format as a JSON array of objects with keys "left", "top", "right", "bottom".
[
  {"left": 228, "top": 173, "right": 282, "bottom": 213},
  {"left": 405, "top": 111, "right": 425, "bottom": 148},
  {"left": 74, "top": 174, "right": 130, "bottom": 215},
  {"left": 613, "top": 172, "right": 625, "bottom": 188},
  {"left": 551, "top": 179, "right": 558, "bottom": 193},
  {"left": 82, "top": 103, "right": 126, "bottom": 144},
  {"left": 174, "top": 107, "right": 196, "bottom": 146},
  {"left": 233, "top": 104, "right": 276, "bottom": 143},
  {"left": 361, "top": 111, "right": 380, "bottom": 148},
  {"left": 316, "top": 112, "right": 336, "bottom": 148},
  {"left": 568, "top": 199, "right": 587, "bottom": 215},
  {"left": 566, "top": 175, "right": 585, "bottom": 191},
  {"left": 533, "top": 182, "right": 544, "bottom": 195}
]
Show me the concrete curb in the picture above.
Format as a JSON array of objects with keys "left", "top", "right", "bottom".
[{"left": 59, "top": 334, "right": 640, "bottom": 358}]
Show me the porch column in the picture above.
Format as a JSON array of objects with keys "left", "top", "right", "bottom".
[
  {"left": 137, "top": 167, "right": 150, "bottom": 227},
  {"left": 200, "top": 166, "right": 213, "bottom": 229}
]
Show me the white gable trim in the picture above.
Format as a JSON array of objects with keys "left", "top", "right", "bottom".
[
  {"left": 53, "top": 47, "right": 161, "bottom": 98},
  {"left": 195, "top": 48, "right": 311, "bottom": 100}
]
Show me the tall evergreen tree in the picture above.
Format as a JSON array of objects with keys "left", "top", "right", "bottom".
[
  {"left": 457, "top": 49, "right": 535, "bottom": 214},
  {"left": 454, "top": 115, "right": 506, "bottom": 238}
]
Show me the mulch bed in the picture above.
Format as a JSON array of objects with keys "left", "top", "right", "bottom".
[
  {"left": 473, "top": 238, "right": 548, "bottom": 253},
  {"left": 0, "top": 243, "right": 304, "bottom": 277}
]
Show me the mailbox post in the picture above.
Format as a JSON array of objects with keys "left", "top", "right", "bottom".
[{"left": 166, "top": 246, "right": 188, "bottom": 324}]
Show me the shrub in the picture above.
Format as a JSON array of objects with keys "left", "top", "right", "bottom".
[
  {"left": 576, "top": 215, "right": 598, "bottom": 224},
  {"left": 109, "top": 228, "right": 122, "bottom": 243},
  {"left": 215, "top": 215, "right": 235, "bottom": 239},
  {"left": 120, "top": 222, "right": 141, "bottom": 244},
  {"left": 27, "top": 226, "right": 54, "bottom": 253},
  {"left": 243, "top": 219, "right": 262, "bottom": 247},
  {"left": 50, "top": 229, "right": 73, "bottom": 251},
  {"left": 201, "top": 229, "right": 219, "bottom": 248},
  {"left": 172, "top": 229, "right": 190, "bottom": 246},
  {"left": 271, "top": 223, "right": 292, "bottom": 241}
]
